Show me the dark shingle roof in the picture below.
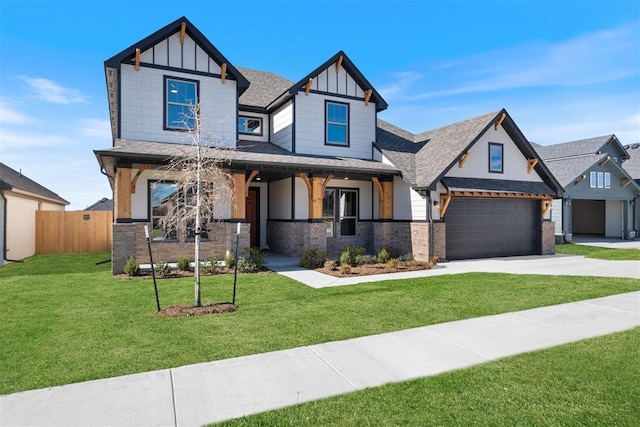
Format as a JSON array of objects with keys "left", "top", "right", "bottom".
[
  {"left": 375, "top": 111, "right": 501, "bottom": 188},
  {"left": 0, "top": 162, "right": 69, "bottom": 204},
  {"left": 96, "top": 139, "right": 399, "bottom": 176},
  {"left": 533, "top": 135, "right": 614, "bottom": 160},
  {"left": 622, "top": 142, "right": 640, "bottom": 180},
  {"left": 537, "top": 154, "right": 608, "bottom": 187},
  {"left": 85, "top": 197, "right": 113, "bottom": 211},
  {"left": 237, "top": 67, "right": 295, "bottom": 109},
  {"left": 441, "top": 177, "right": 555, "bottom": 195}
]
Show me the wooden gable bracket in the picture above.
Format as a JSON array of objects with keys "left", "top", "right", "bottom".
[
  {"left": 245, "top": 170, "right": 259, "bottom": 197},
  {"left": 494, "top": 112, "right": 506, "bottom": 130},
  {"left": 130, "top": 165, "right": 149, "bottom": 193},
  {"left": 458, "top": 151, "right": 471, "bottom": 168},
  {"left": 322, "top": 174, "right": 334, "bottom": 191},
  {"left": 527, "top": 158, "right": 539, "bottom": 174},
  {"left": 541, "top": 198, "right": 553, "bottom": 217},
  {"left": 135, "top": 48, "right": 141, "bottom": 71},
  {"left": 574, "top": 174, "right": 586, "bottom": 185},
  {"left": 599, "top": 156, "right": 611, "bottom": 167},
  {"left": 440, "top": 194, "right": 452, "bottom": 217},
  {"left": 335, "top": 55, "right": 343, "bottom": 72},
  {"left": 305, "top": 78, "right": 313, "bottom": 96},
  {"left": 221, "top": 63, "right": 227, "bottom": 84},
  {"left": 622, "top": 178, "right": 632, "bottom": 188},
  {"left": 364, "top": 89, "right": 373, "bottom": 106},
  {"left": 180, "top": 22, "right": 186, "bottom": 44}
]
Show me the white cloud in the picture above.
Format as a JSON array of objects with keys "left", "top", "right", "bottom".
[
  {"left": 384, "top": 21, "right": 640, "bottom": 101},
  {"left": 0, "top": 99, "right": 32, "bottom": 123},
  {"left": 77, "top": 118, "right": 112, "bottom": 139},
  {"left": 19, "top": 76, "right": 88, "bottom": 104}
]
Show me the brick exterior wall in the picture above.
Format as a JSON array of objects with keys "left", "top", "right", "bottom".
[
  {"left": 326, "top": 221, "right": 374, "bottom": 259},
  {"left": 112, "top": 221, "right": 249, "bottom": 274},
  {"left": 542, "top": 221, "right": 556, "bottom": 255},
  {"left": 266, "top": 220, "right": 327, "bottom": 258},
  {"left": 431, "top": 222, "right": 446, "bottom": 261},
  {"left": 371, "top": 221, "right": 430, "bottom": 262}
]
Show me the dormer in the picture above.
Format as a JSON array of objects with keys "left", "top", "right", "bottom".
[
  {"left": 269, "top": 51, "right": 387, "bottom": 159},
  {"left": 104, "top": 16, "right": 249, "bottom": 147}
]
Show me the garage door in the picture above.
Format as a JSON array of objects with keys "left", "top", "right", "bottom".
[
  {"left": 445, "top": 198, "right": 540, "bottom": 260},
  {"left": 572, "top": 199, "right": 605, "bottom": 235}
]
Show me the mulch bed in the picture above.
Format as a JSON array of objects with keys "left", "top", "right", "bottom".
[
  {"left": 154, "top": 302, "right": 238, "bottom": 317},
  {"left": 315, "top": 260, "right": 434, "bottom": 277}
]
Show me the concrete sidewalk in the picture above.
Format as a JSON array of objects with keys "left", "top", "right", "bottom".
[
  {"left": 264, "top": 253, "right": 640, "bottom": 288},
  {"left": 2, "top": 292, "right": 638, "bottom": 426}
]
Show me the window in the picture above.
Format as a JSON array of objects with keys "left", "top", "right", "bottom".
[
  {"left": 326, "top": 101, "right": 349, "bottom": 146},
  {"left": 150, "top": 182, "right": 178, "bottom": 241},
  {"left": 597, "top": 172, "right": 604, "bottom": 188},
  {"left": 323, "top": 188, "right": 357, "bottom": 237},
  {"left": 604, "top": 172, "right": 611, "bottom": 189},
  {"left": 165, "top": 77, "right": 198, "bottom": 130},
  {"left": 488, "top": 143, "right": 503, "bottom": 173},
  {"left": 590, "top": 171, "right": 597, "bottom": 188},
  {"left": 238, "top": 116, "right": 263, "bottom": 135}
]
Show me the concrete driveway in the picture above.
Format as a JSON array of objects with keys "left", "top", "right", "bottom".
[{"left": 572, "top": 235, "right": 640, "bottom": 249}]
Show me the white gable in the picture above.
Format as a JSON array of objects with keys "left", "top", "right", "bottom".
[
  {"left": 308, "top": 61, "right": 365, "bottom": 98},
  {"left": 445, "top": 125, "right": 543, "bottom": 182},
  {"left": 138, "top": 32, "right": 222, "bottom": 74}
]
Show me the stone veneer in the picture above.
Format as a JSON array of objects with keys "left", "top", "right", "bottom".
[
  {"left": 112, "top": 222, "right": 249, "bottom": 274},
  {"left": 542, "top": 221, "right": 556, "bottom": 255}
]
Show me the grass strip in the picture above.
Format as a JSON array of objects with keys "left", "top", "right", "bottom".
[
  {"left": 556, "top": 243, "right": 640, "bottom": 260},
  {"left": 217, "top": 328, "right": 640, "bottom": 426}
]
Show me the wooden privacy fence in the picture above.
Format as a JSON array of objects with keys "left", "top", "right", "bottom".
[{"left": 36, "top": 211, "right": 112, "bottom": 254}]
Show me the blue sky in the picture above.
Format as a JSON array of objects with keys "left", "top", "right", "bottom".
[{"left": 0, "top": 0, "right": 638, "bottom": 210}]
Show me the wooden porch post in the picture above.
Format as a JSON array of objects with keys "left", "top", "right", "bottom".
[
  {"left": 372, "top": 177, "right": 393, "bottom": 220},
  {"left": 114, "top": 167, "right": 132, "bottom": 221},
  {"left": 300, "top": 173, "right": 333, "bottom": 219},
  {"left": 232, "top": 172, "right": 246, "bottom": 219}
]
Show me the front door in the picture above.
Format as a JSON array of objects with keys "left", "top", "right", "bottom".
[{"left": 246, "top": 188, "right": 259, "bottom": 247}]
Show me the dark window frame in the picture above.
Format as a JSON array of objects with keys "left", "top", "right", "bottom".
[
  {"left": 238, "top": 115, "right": 264, "bottom": 136},
  {"left": 323, "top": 187, "right": 359, "bottom": 237},
  {"left": 163, "top": 76, "right": 200, "bottom": 131},
  {"left": 324, "top": 100, "right": 350, "bottom": 147},
  {"left": 488, "top": 142, "right": 504, "bottom": 174}
]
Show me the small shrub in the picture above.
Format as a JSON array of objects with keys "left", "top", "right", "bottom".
[
  {"left": 377, "top": 247, "right": 391, "bottom": 263},
  {"left": 177, "top": 254, "right": 191, "bottom": 271},
  {"left": 339, "top": 246, "right": 365, "bottom": 265},
  {"left": 387, "top": 258, "right": 399, "bottom": 269},
  {"left": 398, "top": 253, "right": 414, "bottom": 262},
  {"left": 225, "top": 252, "right": 235, "bottom": 269},
  {"left": 154, "top": 261, "right": 171, "bottom": 277},
  {"left": 340, "top": 263, "right": 352, "bottom": 275},
  {"left": 355, "top": 254, "right": 377, "bottom": 265},
  {"left": 429, "top": 256, "right": 440, "bottom": 265},
  {"left": 245, "top": 247, "right": 265, "bottom": 268},
  {"left": 299, "top": 248, "right": 327, "bottom": 269},
  {"left": 324, "top": 259, "right": 338, "bottom": 270},
  {"left": 237, "top": 256, "right": 258, "bottom": 273},
  {"left": 124, "top": 255, "right": 140, "bottom": 276},
  {"left": 202, "top": 256, "right": 220, "bottom": 274}
]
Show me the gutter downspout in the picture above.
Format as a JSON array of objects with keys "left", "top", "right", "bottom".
[
  {"left": 427, "top": 190, "right": 434, "bottom": 260},
  {"left": 1, "top": 183, "right": 24, "bottom": 263}
]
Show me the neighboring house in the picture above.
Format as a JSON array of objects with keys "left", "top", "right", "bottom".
[
  {"left": 94, "top": 16, "right": 562, "bottom": 273},
  {"left": 0, "top": 162, "right": 69, "bottom": 264},
  {"left": 85, "top": 197, "right": 113, "bottom": 211},
  {"left": 622, "top": 142, "right": 640, "bottom": 185},
  {"left": 532, "top": 136, "right": 640, "bottom": 241}
]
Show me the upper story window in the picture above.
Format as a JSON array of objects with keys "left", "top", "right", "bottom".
[
  {"left": 326, "top": 101, "right": 349, "bottom": 146},
  {"left": 589, "top": 171, "right": 611, "bottom": 189},
  {"left": 165, "top": 77, "right": 198, "bottom": 130},
  {"left": 238, "top": 116, "right": 263, "bottom": 135},
  {"left": 488, "top": 143, "right": 503, "bottom": 173}
]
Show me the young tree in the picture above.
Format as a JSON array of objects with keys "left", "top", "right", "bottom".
[{"left": 153, "top": 104, "right": 233, "bottom": 307}]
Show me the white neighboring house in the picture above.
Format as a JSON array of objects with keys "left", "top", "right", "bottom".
[
  {"left": 95, "top": 16, "right": 563, "bottom": 273},
  {"left": 0, "top": 162, "right": 69, "bottom": 264}
]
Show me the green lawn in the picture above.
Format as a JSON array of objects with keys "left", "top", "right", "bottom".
[
  {"left": 217, "top": 328, "right": 640, "bottom": 426},
  {"left": 1, "top": 252, "right": 639, "bottom": 395},
  {"left": 556, "top": 243, "right": 640, "bottom": 260}
]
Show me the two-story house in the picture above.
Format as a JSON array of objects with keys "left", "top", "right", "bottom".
[
  {"left": 94, "top": 17, "right": 562, "bottom": 273},
  {"left": 533, "top": 136, "right": 640, "bottom": 241}
]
